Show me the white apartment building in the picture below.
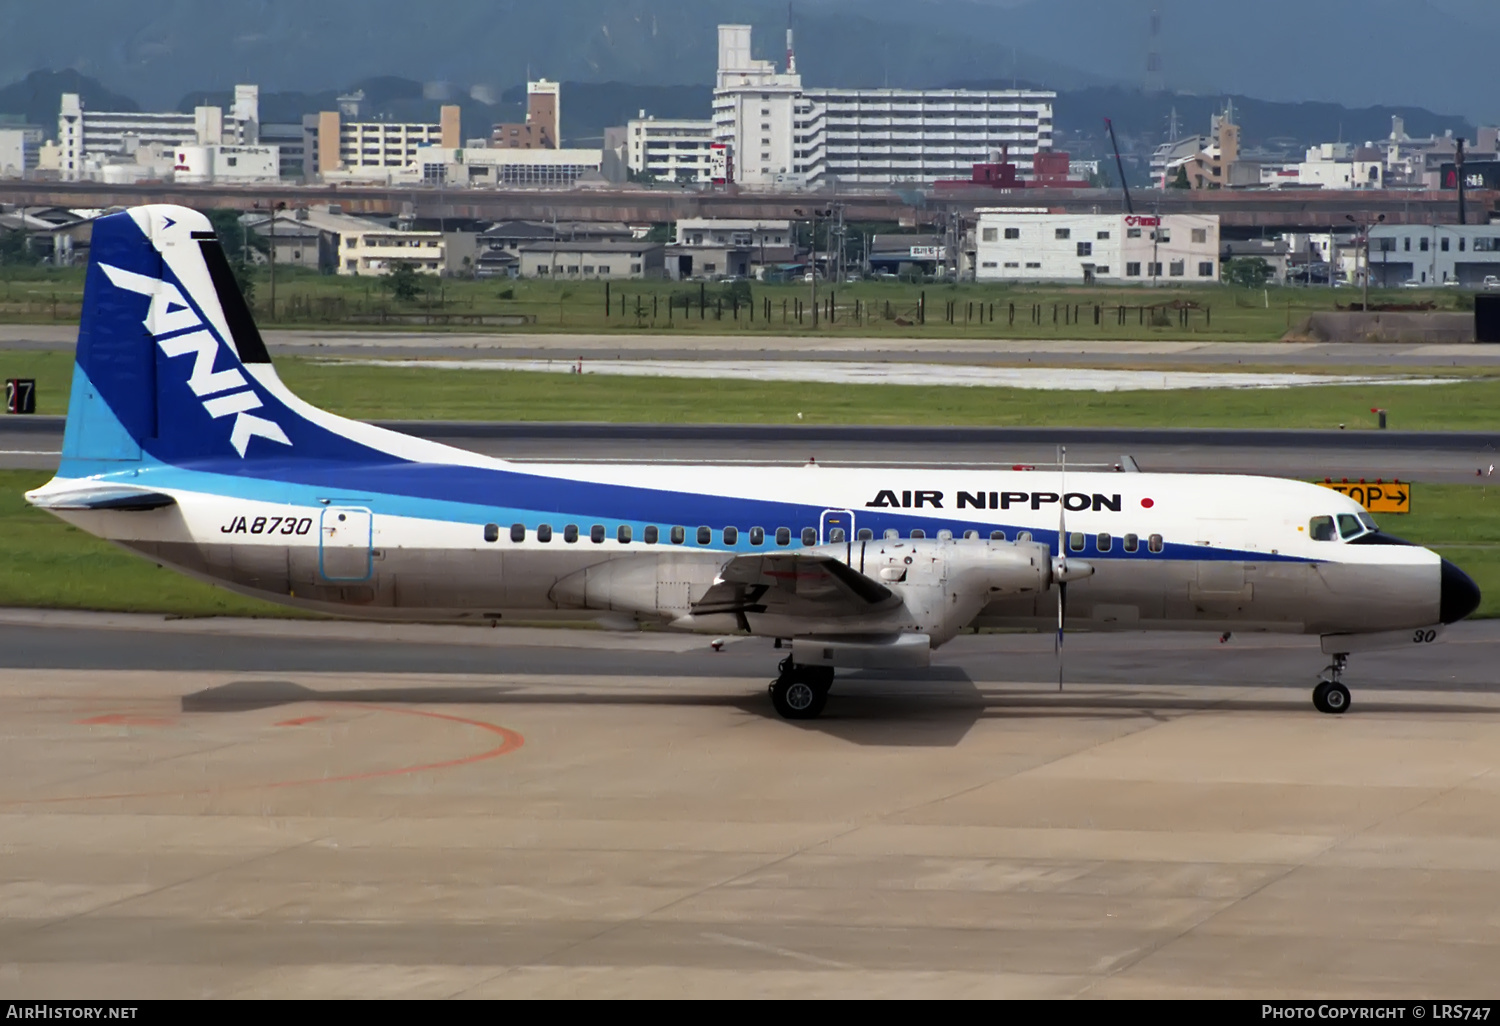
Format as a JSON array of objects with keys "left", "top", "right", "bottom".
[
  {"left": 626, "top": 113, "right": 716, "bottom": 183},
  {"left": 973, "top": 209, "right": 1220, "bottom": 284},
  {"left": 711, "top": 24, "right": 1056, "bottom": 187},
  {"left": 58, "top": 85, "right": 259, "bottom": 182}
]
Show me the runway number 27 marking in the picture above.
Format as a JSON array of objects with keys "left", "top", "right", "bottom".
[{"left": 221, "top": 515, "right": 313, "bottom": 535}]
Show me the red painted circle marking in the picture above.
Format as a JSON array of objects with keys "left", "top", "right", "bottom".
[
  {"left": 5, "top": 703, "right": 524, "bottom": 807},
  {"left": 1141, "top": 498, "right": 1155, "bottom": 508}
]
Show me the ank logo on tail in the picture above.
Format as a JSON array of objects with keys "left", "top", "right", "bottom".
[{"left": 99, "top": 262, "right": 291, "bottom": 457}]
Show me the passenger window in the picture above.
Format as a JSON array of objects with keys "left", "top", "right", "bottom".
[
  {"left": 1017, "top": 531, "right": 1032, "bottom": 542},
  {"left": 1337, "top": 514, "right": 1362, "bottom": 539},
  {"left": 990, "top": 530, "right": 1005, "bottom": 541},
  {"left": 536, "top": 523, "right": 553, "bottom": 543},
  {"left": 884, "top": 529, "right": 899, "bottom": 540},
  {"left": 775, "top": 527, "right": 791, "bottom": 546},
  {"left": 564, "top": 524, "right": 579, "bottom": 543},
  {"left": 1123, "top": 533, "right": 1139, "bottom": 553},
  {"left": 829, "top": 527, "right": 845, "bottom": 543},
  {"left": 1148, "top": 533, "right": 1164, "bottom": 553},
  {"left": 671, "top": 526, "right": 686, "bottom": 545},
  {"left": 590, "top": 524, "right": 605, "bottom": 544},
  {"left": 1097, "top": 532, "right": 1111, "bottom": 552},
  {"left": 937, "top": 529, "right": 953, "bottom": 540},
  {"left": 963, "top": 530, "right": 979, "bottom": 540},
  {"left": 483, "top": 523, "right": 499, "bottom": 543},
  {"left": 510, "top": 523, "right": 525, "bottom": 543},
  {"left": 801, "top": 527, "right": 817, "bottom": 545},
  {"left": 750, "top": 526, "right": 765, "bottom": 545},
  {"left": 1069, "top": 532, "right": 1085, "bottom": 552},
  {"left": 723, "top": 526, "right": 738, "bottom": 545},
  {"left": 857, "top": 528, "right": 873, "bottom": 540},
  {"left": 644, "top": 525, "right": 659, "bottom": 544},
  {"left": 617, "top": 525, "right": 632, "bottom": 543},
  {"left": 910, "top": 529, "right": 926, "bottom": 539},
  {"left": 1309, "top": 516, "right": 1336, "bottom": 542},
  {"left": 696, "top": 526, "right": 711, "bottom": 545}
]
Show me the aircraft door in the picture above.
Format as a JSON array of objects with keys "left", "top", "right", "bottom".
[
  {"left": 820, "top": 509, "right": 855, "bottom": 563},
  {"left": 319, "top": 506, "right": 373, "bottom": 581}
]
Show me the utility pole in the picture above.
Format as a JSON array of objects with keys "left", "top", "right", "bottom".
[{"left": 1347, "top": 212, "right": 1386, "bottom": 309}]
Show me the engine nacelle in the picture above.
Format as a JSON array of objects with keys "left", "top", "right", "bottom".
[{"left": 867, "top": 537, "right": 1052, "bottom": 646}]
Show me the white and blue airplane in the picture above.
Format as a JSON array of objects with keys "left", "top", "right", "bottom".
[{"left": 25, "top": 205, "right": 1482, "bottom": 719}]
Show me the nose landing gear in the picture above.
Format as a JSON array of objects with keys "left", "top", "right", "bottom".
[
  {"left": 769, "top": 655, "right": 835, "bottom": 720},
  {"left": 1313, "top": 653, "right": 1351, "bottom": 715}
]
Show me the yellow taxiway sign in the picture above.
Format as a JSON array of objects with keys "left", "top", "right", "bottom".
[{"left": 1315, "top": 480, "right": 1411, "bottom": 514}]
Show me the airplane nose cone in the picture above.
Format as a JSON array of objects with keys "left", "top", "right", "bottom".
[{"left": 1440, "top": 559, "right": 1482, "bottom": 624}]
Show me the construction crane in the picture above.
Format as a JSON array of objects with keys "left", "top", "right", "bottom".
[{"left": 1104, "top": 118, "right": 1133, "bottom": 215}]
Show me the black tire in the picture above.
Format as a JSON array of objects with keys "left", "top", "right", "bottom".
[
  {"left": 1313, "top": 681, "right": 1351, "bottom": 715},
  {"left": 770, "top": 672, "right": 828, "bottom": 720}
]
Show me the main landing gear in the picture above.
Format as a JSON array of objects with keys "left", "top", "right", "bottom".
[
  {"left": 769, "top": 655, "right": 835, "bottom": 720},
  {"left": 1313, "top": 653, "right": 1352, "bottom": 715}
]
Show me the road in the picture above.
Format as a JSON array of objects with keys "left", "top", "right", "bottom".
[
  {"left": 1, "top": 611, "right": 1498, "bottom": 998},
  {"left": 6, "top": 324, "right": 1500, "bottom": 366},
  {"left": 3, "top": 417, "right": 1496, "bottom": 482}
]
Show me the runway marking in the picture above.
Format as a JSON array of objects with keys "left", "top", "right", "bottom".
[
  {"left": 700, "top": 931, "right": 857, "bottom": 970},
  {"left": 74, "top": 713, "right": 179, "bottom": 727},
  {"left": 275, "top": 715, "right": 327, "bottom": 727},
  {"left": 0, "top": 449, "right": 61, "bottom": 455},
  {"left": 1, "top": 701, "right": 524, "bottom": 807}
]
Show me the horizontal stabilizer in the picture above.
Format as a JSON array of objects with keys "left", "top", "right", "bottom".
[{"left": 26, "top": 486, "right": 177, "bottom": 511}]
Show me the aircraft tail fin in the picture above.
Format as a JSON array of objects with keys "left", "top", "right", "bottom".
[{"left": 58, "top": 204, "right": 413, "bottom": 472}]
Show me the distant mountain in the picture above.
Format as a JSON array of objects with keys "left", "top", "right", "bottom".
[
  {"left": 5, "top": 1, "right": 1497, "bottom": 123},
  {"left": 0, "top": 69, "right": 138, "bottom": 129}
]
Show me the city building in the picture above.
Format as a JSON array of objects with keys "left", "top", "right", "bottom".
[
  {"left": 407, "top": 145, "right": 621, "bottom": 187},
  {"left": 626, "top": 112, "right": 717, "bottom": 183},
  {"left": 516, "top": 240, "right": 665, "bottom": 279},
  {"left": 0, "top": 128, "right": 38, "bottom": 178},
  {"left": 972, "top": 209, "right": 1220, "bottom": 284},
  {"left": 491, "top": 81, "right": 560, "bottom": 149},
  {"left": 1162, "top": 111, "right": 1239, "bottom": 190},
  {"left": 242, "top": 212, "right": 324, "bottom": 270},
  {"left": 172, "top": 144, "right": 280, "bottom": 185},
  {"left": 665, "top": 217, "right": 794, "bottom": 278},
  {"left": 306, "top": 106, "right": 461, "bottom": 182},
  {"left": 711, "top": 24, "right": 1055, "bottom": 187},
  {"left": 296, "top": 206, "right": 446, "bottom": 276},
  {"left": 58, "top": 85, "right": 260, "bottom": 182},
  {"left": 869, "top": 234, "right": 946, "bottom": 276},
  {"left": 259, "top": 122, "right": 310, "bottom": 180},
  {"left": 1367, "top": 225, "right": 1500, "bottom": 287}
]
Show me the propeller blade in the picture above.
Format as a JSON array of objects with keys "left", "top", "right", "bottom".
[
  {"left": 1057, "top": 445, "right": 1067, "bottom": 692},
  {"left": 1056, "top": 580, "right": 1066, "bottom": 691}
]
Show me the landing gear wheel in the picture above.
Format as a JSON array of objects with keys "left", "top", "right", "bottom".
[
  {"left": 769, "top": 669, "right": 829, "bottom": 720},
  {"left": 1312, "top": 680, "right": 1351, "bottom": 715}
]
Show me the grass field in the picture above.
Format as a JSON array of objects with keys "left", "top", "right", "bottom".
[
  {"left": 0, "top": 265, "right": 1480, "bottom": 343},
  {"left": 1, "top": 470, "right": 1494, "bottom": 619},
  {"left": 4, "top": 347, "right": 1499, "bottom": 430}
]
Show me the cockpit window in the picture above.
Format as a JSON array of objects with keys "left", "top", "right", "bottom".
[
  {"left": 1358, "top": 512, "right": 1378, "bottom": 532},
  {"left": 1309, "top": 515, "right": 1336, "bottom": 541},
  {"left": 1337, "top": 513, "right": 1363, "bottom": 539}
]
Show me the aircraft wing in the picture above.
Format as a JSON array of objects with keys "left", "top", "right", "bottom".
[{"left": 692, "top": 552, "right": 899, "bottom": 624}]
